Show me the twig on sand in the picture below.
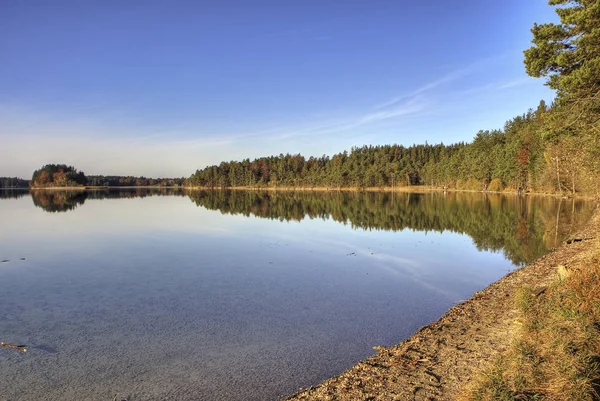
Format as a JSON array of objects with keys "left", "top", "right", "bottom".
[{"left": 1, "top": 342, "right": 27, "bottom": 353}]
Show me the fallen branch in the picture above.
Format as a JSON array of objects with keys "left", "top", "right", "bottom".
[
  {"left": 566, "top": 236, "right": 596, "bottom": 244},
  {"left": 1, "top": 342, "right": 27, "bottom": 353}
]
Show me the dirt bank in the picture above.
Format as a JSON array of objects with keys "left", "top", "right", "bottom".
[{"left": 286, "top": 206, "right": 599, "bottom": 401}]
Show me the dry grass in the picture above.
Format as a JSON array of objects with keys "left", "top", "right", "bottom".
[
  {"left": 487, "top": 178, "right": 505, "bottom": 192},
  {"left": 456, "top": 178, "right": 483, "bottom": 191},
  {"left": 462, "top": 239, "right": 600, "bottom": 401}
]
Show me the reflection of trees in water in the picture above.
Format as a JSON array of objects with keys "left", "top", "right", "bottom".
[
  {"left": 23, "top": 188, "right": 593, "bottom": 266},
  {"left": 0, "top": 190, "right": 29, "bottom": 200},
  {"left": 186, "top": 190, "right": 594, "bottom": 266},
  {"left": 86, "top": 188, "right": 186, "bottom": 200},
  {"left": 30, "top": 188, "right": 186, "bottom": 213},
  {"left": 31, "top": 190, "right": 88, "bottom": 213}
]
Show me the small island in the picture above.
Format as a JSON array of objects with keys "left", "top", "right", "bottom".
[
  {"left": 30, "top": 164, "right": 87, "bottom": 188},
  {"left": 6, "top": 164, "right": 186, "bottom": 189}
]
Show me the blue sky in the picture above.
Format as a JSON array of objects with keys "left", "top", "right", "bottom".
[{"left": 1, "top": 0, "right": 558, "bottom": 178}]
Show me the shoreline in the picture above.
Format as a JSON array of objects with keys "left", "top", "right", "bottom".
[
  {"left": 286, "top": 204, "right": 599, "bottom": 400},
  {"left": 183, "top": 185, "right": 597, "bottom": 200},
  {"left": 23, "top": 186, "right": 184, "bottom": 190},
  {"left": 5, "top": 185, "right": 595, "bottom": 200}
]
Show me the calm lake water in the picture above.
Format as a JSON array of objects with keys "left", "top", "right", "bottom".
[{"left": 0, "top": 189, "right": 592, "bottom": 400}]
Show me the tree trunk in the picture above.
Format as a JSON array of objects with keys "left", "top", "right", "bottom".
[{"left": 556, "top": 156, "right": 561, "bottom": 193}]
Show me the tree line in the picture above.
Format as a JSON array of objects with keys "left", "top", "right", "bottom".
[
  {"left": 86, "top": 175, "right": 185, "bottom": 187},
  {"left": 23, "top": 164, "right": 185, "bottom": 188},
  {"left": 0, "top": 177, "right": 29, "bottom": 188},
  {"left": 187, "top": 0, "right": 599, "bottom": 197},
  {"left": 186, "top": 97, "right": 595, "bottom": 196}
]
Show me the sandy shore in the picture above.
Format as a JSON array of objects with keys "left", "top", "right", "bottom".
[
  {"left": 185, "top": 185, "right": 439, "bottom": 193},
  {"left": 286, "top": 205, "right": 599, "bottom": 400}
]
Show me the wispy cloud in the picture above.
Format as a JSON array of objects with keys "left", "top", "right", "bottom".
[
  {"left": 374, "top": 54, "right": 513, "bottom": 111},
  {"left": 374, "top": 64, "right": 476, "bottom": 110},
  {"left": 261, "top": 94, "right": 430, "bottom": 142},
  {"left": 449, "top": 76, "right": 539, "bottom": 100},
  {"left": 361, "top": 96, "right": 427, "bottom": 123},
  {"left": 159, "top": 89, "right": 431, "bottom": 148},
  {"left": 498, "top": 77, "right": 536, "bottom": 90}
]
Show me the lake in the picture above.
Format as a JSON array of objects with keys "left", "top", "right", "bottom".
[{"left": 0, "top": 189, "right": 592, "bottom": 400}]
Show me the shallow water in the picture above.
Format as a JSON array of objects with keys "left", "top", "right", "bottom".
[{"left": 0, "top": 189, "right": 592, "bottom": 400}]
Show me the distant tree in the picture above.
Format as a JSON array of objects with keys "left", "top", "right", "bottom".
[
  {"left": 86, "top": 175, "right": 185, "bottom": 187},
  {"left": 0, "top": 177, "right": 29, "bottom": 188}
]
